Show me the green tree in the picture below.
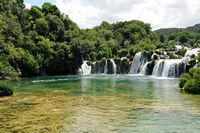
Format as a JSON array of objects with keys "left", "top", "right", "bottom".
[
  {"left": 35, "top": 18, "right": 49, "bottom": 36},
  {"left": 42, "top": 2, "right": 60, "bottom": 16},
  {"left": 29, "top": 6, "right": 43, "bottom": 20}
]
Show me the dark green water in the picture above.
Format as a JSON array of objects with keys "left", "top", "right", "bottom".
[{"left": 1, "top": 75, "right": 200, "bottom": 132}]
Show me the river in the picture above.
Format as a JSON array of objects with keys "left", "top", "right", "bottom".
[{"left": 0, "top": 75, "right": 200, "bottom": 132}]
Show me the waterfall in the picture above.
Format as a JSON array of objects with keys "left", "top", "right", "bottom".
[
  {"left": 129, "top": 52, "right": 147, "bottom": 74},
  {"left": 184, "top": 48, "right": 200, "bottom": 58},
  {"left": 79, "top": 61, "right": 91, "bottom": 75},
  {"left": 104, "top": 60, "right": 108, "bottom": 74},
  {"left": 110, "top": 59, "right": 117, "bottom": 74},
  {"left": 152, "top": 60, "right": 165, "bottom": 76},
  {"left": 81, "top": 48, "right": 198, "bottom": 77},
  {"left": 162, "top": 59, "right": 183, "bottom": 77},
  {"left": 152, "top": 59, "right": 184, "bottom": 78},
  {"left": 140, "top": 62, "right": 149, "bottom": 75}
]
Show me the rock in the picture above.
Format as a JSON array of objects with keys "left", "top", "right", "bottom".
[
  {"left": 174, "top": 45, "right": 183, "bottom": 51},
  {"left": 146, "top": 61, "right": 155, "bottom": 75},
  {"left": 119, "top": 58, "right": 130, "bottom": 74},
  {"left": 160, "top": 54, "right": 169, "bottom": 59},
  {"left": 151, "top": 53, "right": 159, "bottom": 60},
  {"left": 169, "top": 54, "right": 181, "bottom": 59}
]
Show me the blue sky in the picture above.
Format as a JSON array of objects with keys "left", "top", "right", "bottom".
[
  {"left": 24, "top": 0, "right": 55, "bottom": 7},
  {"left": 24, "top": 0, "right": 200, "bottom": 30}
]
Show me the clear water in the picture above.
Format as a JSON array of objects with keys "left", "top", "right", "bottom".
[{"left": 0, "top": 75, "right": 200, "bottom": 132}]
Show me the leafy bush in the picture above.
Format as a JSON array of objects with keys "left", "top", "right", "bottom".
[
  {"left": 117, "top": 49, "right": 128, "bottom": 57},
  {"left": 189, "top": 67, "right": 200, "bottom": 79},
  {"left": 177, "top": 48, "right": 187, "bottom": 56},
  {"left": 184, "top": 79, "right": 200, "bottom": 94},
  {"left": 179, "top": 73, "right": 190, "bottom": 88},
  {"left": 0, "top": 56, "right": 19, "bottom": 79},
  {"left": 0, "top": 81, "right": 13, "bottom": 97},
  {"left": 179, "top": 67, "right": 200, "bottom": 94}
]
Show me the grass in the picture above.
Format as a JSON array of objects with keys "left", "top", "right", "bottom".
[{"left": 0, "top": 81, "right": 13, "bottom": 96}]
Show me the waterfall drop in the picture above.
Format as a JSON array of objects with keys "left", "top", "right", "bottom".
[
  {"left": 184, "top": 48, "right": 200, "bottom": 58},
  {"left": 152, "top": 60, "right": 164, "bottom": 77},
  {"left": 129, "top": 52, "right": 147, "bottom": 74},
  {"left": 162, "top": 59, "right": 183, "bottom": 77},
  {"left": 152, "top": 59, "right": 184, "bottom": 78},
  {"left": 110, "top": 59, "right": 117, "bottom": 74},
  {"left": 140, "top": 62, "right": 149, "bottom": 75},
  {"left": 104, "top": 60, "right": 108, "bottom": 74},
  {"left": 79, "top": 61, "right": 91, "bottom": 75}
]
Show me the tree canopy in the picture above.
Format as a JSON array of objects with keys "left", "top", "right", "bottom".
[{"left": 0, "top": 0, "right": 199, "bottom": 78}]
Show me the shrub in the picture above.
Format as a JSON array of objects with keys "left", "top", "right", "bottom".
[
  {"left": 179, "top": 73, "right": 191, "bottom": 88},
  {"left": 179, "top": 67, "right": 200, "bottom": 94},
  {"left": 117, "top": 49, "right": 128, "bottom": 57},
  {"left": 177, "top": 48, "right": 187, "bottom": 57},
  {"left": 0, "top": 56, "right": 19, "bottom": 79},
  {"left": 113, "top": 57, "right": 121, "bottom": 66},
  {"left": 121, "top": 57, "right": 129, "bottom": 64},
  {"left": 0, "top": 81, "right": 13, "bottom": 97},
  {"left": 189, "top": 67, "right": 200, "bottom": 79},
  {"left": 184, "top": 79, "right": 200, "bottom": 94}
]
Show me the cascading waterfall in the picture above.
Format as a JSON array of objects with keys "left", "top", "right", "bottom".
[
  {"left": 110, "top": 59, "right": 117, "bottom": 74},
  {"left": 184, "top": 48, "right": 200, "bottom": 58},
  {"left": 162, "top": 59, "right": 183, "bottom": 77},
  {"left": 104, "top": 60, "right": 108, "bottom": 74},
  {"left": 78, "top": 61, "right": 91, "bottom": 75},
  {"left": 129, "top": 52, "right": 147, "bottom": 74},
  {"left": 152, "top": 60, "right": 164, "bottom": 76},
  {"left": 140, "top": 62, "right": 149, "bottom": 75},
  {"left": 79, "top": 48, "right": 198, "bottom": 77},
  {"left": 152, "top": 59, "right": 185, "bottom": 78}
]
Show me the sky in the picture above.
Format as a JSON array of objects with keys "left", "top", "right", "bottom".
[{"left": 24, "top": 0, "right": 200, "bottom": 30}]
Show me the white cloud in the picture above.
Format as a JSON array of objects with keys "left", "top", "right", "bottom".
[
  {"left": 54, "top": 0, "right": 200, "bottom": 29},
  {"left": 24, "top": 2, "right": 32, "bottom": 9}
]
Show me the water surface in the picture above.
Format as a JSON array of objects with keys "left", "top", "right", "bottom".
[{"left": 0, "top": 75, "right": 200, "bottom": 132}]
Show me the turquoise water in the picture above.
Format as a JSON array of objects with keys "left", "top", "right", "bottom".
[{"left": 1, "top": 75, "right": 200, "bottom": 132}]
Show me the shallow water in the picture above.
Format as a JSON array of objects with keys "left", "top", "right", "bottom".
[{"left": 0, "top": 75, "right": 200, "bottom": 132}]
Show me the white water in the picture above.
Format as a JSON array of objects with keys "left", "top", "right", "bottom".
[
  {"left": 110, "top": 59, "right": 117, "bottom": 74},
  {"left": 184, "top": 48, "right": 200, "bottom": 58},
  {"left": 79, "top": 61, "right": 91, "bottom": 75},
  {"left": 162, "top": 59, "right": 183, "bottom": 77},
  {"left": 79, "top": 47, "right": 199, "bottom": 77},
  {"left": 129, "top": 52, "right": 147, "bottom": 74},
  {"left": 140, "top": 62, "right": 149, "bottom": 75},
  {"left": 104, "top": 60, "right": 108, "bottom": 74},
  {"left": 152, "top": 59, "right": 184, "bottom": 78},
  {"left": 152, "top": 60, "right": 164, "bottom": 77}
]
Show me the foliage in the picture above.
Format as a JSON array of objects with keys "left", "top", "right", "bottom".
[
  {"left": 155, "top": 29, "right": 200, "bottom": 49},
  {"left": 179, "top": 67, "right": 200, "bottom": 94},
  {"left": 0, "top": 0, "right": 199, "bottom": 79},
  {"left": 0, "top": 81, "right": 13, "bottom": 96},
  {"left": 184, "top": 79, "right": 200, "bottom": 94},
  {"left": 179, "top": 73, "right": 190, "bottom": 88},
  {"left": 176, "top": 48, "right": 187, "bottom": 57},
  {"left": 0, "top": 55, "right": 19, "bottom": 79}
]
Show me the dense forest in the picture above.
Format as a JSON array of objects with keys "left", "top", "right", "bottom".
[
  {"left": 155, "top": 24, "right": 200, "bottom": 35},
  {"left": 0, "top": 0, "right": 200, "bottom": 79}
]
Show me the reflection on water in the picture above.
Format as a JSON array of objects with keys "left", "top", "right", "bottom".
[
  {"left": 80, "top": 75, "right": 91, "bottom": 93},
  {"left": 0, "top": 75, "right": 200, "bottom": 132}
]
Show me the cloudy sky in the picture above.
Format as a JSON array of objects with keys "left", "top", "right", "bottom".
[{"left": 24, "top": 0, "right": 200, "bottom": 30}]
